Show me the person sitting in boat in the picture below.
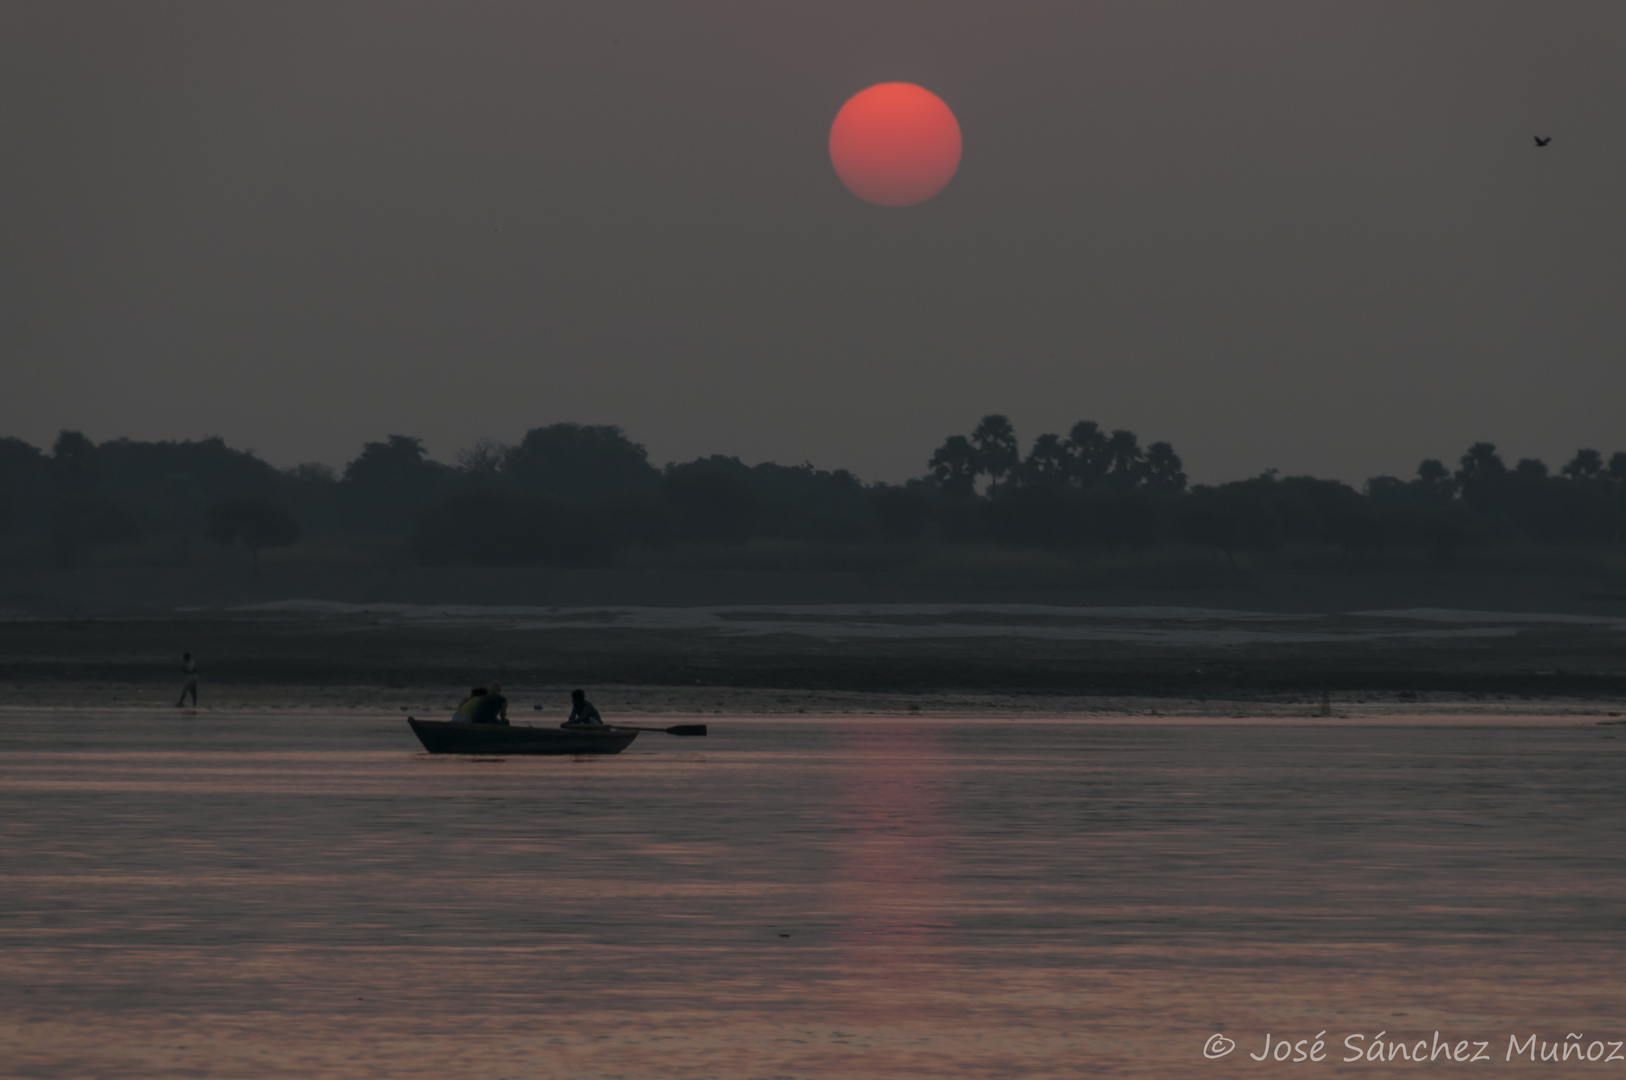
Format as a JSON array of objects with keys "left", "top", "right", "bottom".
[
  {"left": 450, "top": 686, "right": 487, "bottom": 723},
  {"left": 470, "top": 682, "right": 510, "bottom": 726},
  {"left": 561, "top": 688, "right": 604, "bottom": 728}
]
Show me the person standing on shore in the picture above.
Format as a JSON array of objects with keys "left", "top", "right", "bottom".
[{"left": 175, "top": 653, "right": 198, "bottom": 708}]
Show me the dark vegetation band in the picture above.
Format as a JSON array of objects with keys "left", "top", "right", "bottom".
[{"left": 5, "top": 418, "right": 1625, "bottom": 568}]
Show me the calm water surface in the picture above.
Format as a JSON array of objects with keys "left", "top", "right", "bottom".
[{"left": 1, "top": 711, "right": 1622, "bottom": 1078}]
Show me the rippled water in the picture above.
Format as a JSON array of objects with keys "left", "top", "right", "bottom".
[{"left": 2, "top": 711, "right": 1622, "bottom": 1077}]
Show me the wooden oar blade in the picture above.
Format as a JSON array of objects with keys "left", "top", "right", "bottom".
[{"left": 665, "top": 724, "right": 708, "bottom": 737}]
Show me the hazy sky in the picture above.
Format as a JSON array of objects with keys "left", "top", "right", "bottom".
[{"left": 2, "top": 3, "right": 1622, "bottom": 484}]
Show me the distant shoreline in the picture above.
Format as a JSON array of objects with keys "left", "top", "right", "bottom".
[{"left": 0, "top": 684, "right": 1620, "bottom": 724}]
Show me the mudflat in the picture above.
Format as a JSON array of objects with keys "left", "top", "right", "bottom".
[{"left": 2, "top": 599, "right": 1624, "bottom": 716}]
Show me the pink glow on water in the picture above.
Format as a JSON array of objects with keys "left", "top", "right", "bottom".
[{"left": 1, "top": 711, "right": 1621, "bottom": 1077}]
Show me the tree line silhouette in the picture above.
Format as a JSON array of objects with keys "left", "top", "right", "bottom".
[{"left": 3, "top": 418, "right": 1626, "bottom": 568}]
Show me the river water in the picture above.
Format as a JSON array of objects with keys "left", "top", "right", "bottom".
[{"left": 1, "top": 711, "right": 1622, "bottom": 1078}]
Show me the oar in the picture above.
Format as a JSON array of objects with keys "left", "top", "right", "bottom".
[{"left": 610, "top": 723, "right": 708, "bottom": 737}]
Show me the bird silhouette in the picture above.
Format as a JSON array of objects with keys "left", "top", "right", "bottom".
[{"left": 1534, "top": 136, "right": 1552, "bottom": 147}]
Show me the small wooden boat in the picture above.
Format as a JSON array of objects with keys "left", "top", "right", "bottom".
[{"left": 408, "top": 717, "right": 639, "bottom": 755}]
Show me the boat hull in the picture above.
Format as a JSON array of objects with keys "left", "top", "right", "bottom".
[{"left": 408, "top": 718, "right": 638, "bottom": 755}]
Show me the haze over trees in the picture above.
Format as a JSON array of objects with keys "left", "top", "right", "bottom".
[{"left": 2, "top": 419, "right": 1625, "bottom": 569}]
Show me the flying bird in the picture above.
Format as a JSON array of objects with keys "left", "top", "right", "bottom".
[{"left": 1534, "top": 136, "right": 1552, "bottom": 147}]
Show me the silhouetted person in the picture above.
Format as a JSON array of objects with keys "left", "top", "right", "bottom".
[
  {"left": 450, "top": 686, "right": 487, "bottom": 723},
  {"left": 175, "top": 653, "right": 198, "bottom": 707},
  {"left": 470, "top": 682, "right": 509, "bottom": 725},
  {"left": 1534, "top": 136, "right": 1552, "bottom": 147},
  {"left": 562, "top": 688, "right": 604, "bottom": 728}
]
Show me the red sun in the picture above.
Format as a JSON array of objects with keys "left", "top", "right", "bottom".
[{"left": 829, "top": 83, "right": 962, "bottom": 207}]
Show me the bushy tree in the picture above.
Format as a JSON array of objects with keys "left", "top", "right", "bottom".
[
  {"left": 1065, "top": 422, "right": 1111, "bottom": 489},
  {"left": 1181, "top": 485, "right": 1277, "bottom": 568},
  {"left": 1102, "top": 429, "right": 1144, "bottom": 489},
  {"left": 662, "top": 458, "right": 756, "bottom": 544},
  {"left": 96, "top": 436, "right": 280, "bottom": 534},
  {"left": 0, "top": 437, "right": 51, "bottom": 537},
  {"left": 341, "top": 435, "right": 449, "bottom": 533},
  {"left": 1142, "top": 441, "right": 1187, "bottom": 493},
  {"left": 279, "top": 463, "right": 343, "bottom": 536},
  {"left": 501, "top": 423, "right": 658, "bottom": 502},
  {"left": 1563, "top": 449, "right": 1604, "bottom": 482},
  {"left": 51, "top": 431, "right": 98, "bottom": 497},
  {"left": 1414, "top": 459, "right": 1455, "bottom": 507},
  {"left": 414, "top": 491, "right": 612, "bottom": 567},
  {"left": 928, "top": 435, "right": 978, "bottom": 499},
  {"left": 206, "top": 499, "right": 301, "bottom": 573},
  {"left": 1021, "top": 433, "right": 1072, "bottom": 486},
  {"left": 1454, "top": 442, "right": 1510, "bottom": 528},
  {"left": 739, "top": 462, "right": 872, "bottom": 542},
  {"left": 970, "top": 415, "right": 1020, "bottom": 491}
]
